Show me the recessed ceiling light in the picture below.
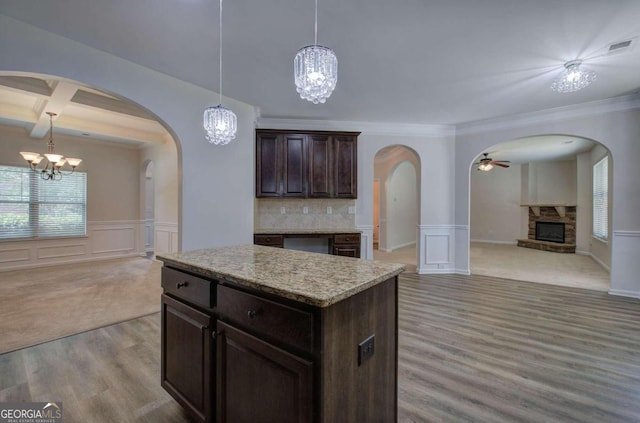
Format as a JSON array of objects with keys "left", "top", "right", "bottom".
[
  {"left": 562, "top": 140, "right": 574, "bottom": 144},
  {"left": 81, "top": 133, "right": 90, "bottom": 136}
]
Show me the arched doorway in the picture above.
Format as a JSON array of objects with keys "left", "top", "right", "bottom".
[
  {"left": 468, "top": 135, "right": 611, "bottom": 290},
  {"left": 373, "top": 145, "right": 420, "bottom": 272}
]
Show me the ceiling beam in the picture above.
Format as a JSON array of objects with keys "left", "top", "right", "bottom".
[{"left": 30, "top": 81, "right": 79, "bottom": 138}]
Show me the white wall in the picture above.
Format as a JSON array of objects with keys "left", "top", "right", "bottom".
[
  {"left": 140, "top": 139, "right": 179, "bottom": 254},
  {"left": 0, "top": 124, "right": 147, "bottom": 269},
  {"left": 0, "top": 15, "right": 257, "bottom": 255},
  {"left": 456, "top": 101, "right": 640, "bottom": 297},
  {"left": 386, "top": 161, "right": 418, "bottom": 250},
  {"left": 526, "top": 161, "right": 576, "bottom": 204},
  {"left": 470, "top": 164, "right": 522, "bottom": 243}
]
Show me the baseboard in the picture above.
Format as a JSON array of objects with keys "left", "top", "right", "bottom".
[
  {"left": 575, "top": 250, "right": 590, "bottom": 255},
  {"left": 608, "top": 289, "right": 640, "bottom": 299},
  {"left": 418, "top": 268, "right": 455, "bottom": 275},
  {"left": 454, "top": 268, "right": 471, "bottom": 275},
  {"left": 470, "top": 239, "right": 518, "bottom": 245},
  {"left": 589, "top": 253, "right": 611, "bottom": 273},
  {"left": 0, "top": 252, "right": 146, "bottom": 272},
  {"left": 390, "top": 241, "right": 416, "bottom": 251}
]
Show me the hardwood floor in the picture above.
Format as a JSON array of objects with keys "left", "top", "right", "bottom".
[{"left": 1, "top": 273, "right": 639, "bottom": 422}]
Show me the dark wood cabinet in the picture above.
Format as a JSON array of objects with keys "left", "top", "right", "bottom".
[
  {"left": 256, "top": 129, "right": 359, "bottom": 199},
  {"left": 333, "top": 135, "right": 357, "bottom": 198},
  {"left": 161, "top": 294, "right": 214, "bottom": 423},
  {"left": 216, "top": 321, "right": 313, "bottom": 423},
  {"left": 332, "top": 233, "right": 361, "bottom": 258},
  {"left": 161, "top": 262, "right": 397, "bottom": 423}
]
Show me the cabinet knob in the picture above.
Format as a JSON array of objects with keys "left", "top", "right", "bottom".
[
  {"left": 266, "top": 238, "right": 271, "bottom": 242},
  {"left": 211, "top": 330, "right": 217, "bottom": 340},
  {"left": 345, "top": 237, "right": 350, "bottom": 241},
  {"left": 247, "top": 310, "right": 258, "bottom": 319},
  {"left": 176, "top": 281, "right": 189, "bottom": 289}
]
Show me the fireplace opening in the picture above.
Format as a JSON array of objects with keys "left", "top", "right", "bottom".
[{"left": 535, "top": 221, "right": 565, "bottom": 244}]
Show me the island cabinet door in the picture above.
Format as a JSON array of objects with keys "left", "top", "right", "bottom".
[
  {"left": 161, "top": 294, "right": 214, "bottom": 423},
  {"left": 215, "top": 320, "right": 313, "bottom": 423}
]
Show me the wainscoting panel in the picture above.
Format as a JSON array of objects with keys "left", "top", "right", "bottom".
[
  {"left": 0, "top": 220, "right": 151, "bottom": 272},
  {"left": 0, "top": 247, "right": 30, "bottom": 264},
  {"left": 155, "top": 222, "right": 179, "bottom": 254},
  {"left": 144, "top": 219, "right": 154, "bottom": 253},
  {"left": 609, "top": 230, "right": 640, "bottom": 299},
  {"left": 455, "top": 225, "right": 471, "bottom": 275},
  {"left": 91, "top": 226, "right": 136, "bottom": 255},
  {"left": 37, "top": 244, "right": 86, "bottom": 260},
  {"left": 357, "top": 225, "right": 374, "bottom": 260},
  {"left": 418, "top": 225, "right": 456, "bottom": 274}
]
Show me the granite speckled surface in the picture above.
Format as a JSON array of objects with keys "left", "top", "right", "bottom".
[
  {"left": 157, "top": 245, "right": 405, "bottom": 307},
  {"left": 254, "top": 228, "right": 361, "bottom": 235}
]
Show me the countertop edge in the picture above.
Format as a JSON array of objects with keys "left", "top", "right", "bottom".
[{"left": 157, "top": 255, "right": 406, "bottom": 308}]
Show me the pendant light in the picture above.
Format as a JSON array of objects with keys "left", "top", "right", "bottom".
[
  {"left": 203, "top": 0, "right": 237, "bottom": 145},
  {"left": 294, "top": 0, "right": 338, "bottom": 104}
]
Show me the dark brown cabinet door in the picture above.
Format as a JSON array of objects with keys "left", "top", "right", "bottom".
[
  {"left": 308, "top": 134, "right": 332, "bottom": 197},
  {"left": 216, "top": 321, "right": 313, "bottom": 423},
  {"left": 256, "top": 133, "right": 281, "bottom": 197},
  {"left": 282, "top": 134, "right": 307, "bottom": 197},
  {"left": 333, "top": 135, "right": 357, "bottom": 198},
  {"left": 161, "top": 294, "right": 214, "bottom": 423}
]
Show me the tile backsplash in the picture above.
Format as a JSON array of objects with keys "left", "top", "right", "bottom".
[{"left": 255, "top": 199, "right": 355, "bottom": 230}]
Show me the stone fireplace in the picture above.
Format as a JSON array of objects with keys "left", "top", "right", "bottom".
[{"left": 517, "top": 205, "right": 576, "bottom": 253}]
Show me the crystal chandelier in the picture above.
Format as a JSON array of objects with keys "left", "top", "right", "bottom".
[
  {"left": 203, "top": 0, "right": 237, "bottom": 145},
  {"left": 19, "top": 112, "right": 82, "bottom": 181},
  {"left": 551, "top": 60, "right": 596, "bottom": 93},
  {"left": 294, "top": 0, "right": 337, "bottom": 104}
]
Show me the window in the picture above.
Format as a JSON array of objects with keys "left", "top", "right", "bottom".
[
  {"left": 592, "top": 156, "right": 608, "bottom": 241},
  {"left": 0, "top": 165, "right": 87, "bottom": 240}
]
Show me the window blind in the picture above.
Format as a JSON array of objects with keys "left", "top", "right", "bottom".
[
  {"left": 0, "top": 165, "right": 87, "bottom": 240},
  {"left": 592, "top": 156, "right": 608, "bottom": 241}
]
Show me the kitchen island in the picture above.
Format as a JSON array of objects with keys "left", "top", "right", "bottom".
[{"left": 157, "top": 245, "right": 405, "bottom": 423}]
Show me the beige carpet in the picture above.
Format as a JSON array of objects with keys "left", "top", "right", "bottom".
[
  {"left": 373, "top": 242, "right": 610, "bottom": 291},
  {"left": 0, "top": 257, "right": 162, "bottom": 355},
  {"left": 470, "top": 242, "right": 610, "bottom": 291}
]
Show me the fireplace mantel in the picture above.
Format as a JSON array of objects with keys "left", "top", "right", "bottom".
[{"left": 520, "top": 204, "right": 577, "bottom": 218}]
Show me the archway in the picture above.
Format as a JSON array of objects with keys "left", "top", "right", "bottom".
[
  {"left": 468, "top": 134, "right": 612, "bottom": 290},
  {"left": 373, "top": 145, "right": 420, "bottom": 271},
  {"left": 0, "top": 72, "right": 181, "bottom": 267}
]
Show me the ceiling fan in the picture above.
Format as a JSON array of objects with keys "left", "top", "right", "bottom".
[{"left": 475, "top": 153, "right": 510, "bottom": 171}]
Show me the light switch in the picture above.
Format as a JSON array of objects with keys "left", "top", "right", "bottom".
[
  {"left": 303, "top": 206, "right": 308, "bottom": 214},
  {"left": 348, "top": 206, "right": 356, "bottom": 214},
  {"left": 280, "top": 207, "right": 286, "bottom": 214},
  {"left": 327, "top": 206, "right": 332, "bottom": 214}
]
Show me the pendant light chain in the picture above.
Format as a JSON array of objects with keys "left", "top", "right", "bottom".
[
  {"left": 219, "top": 0, "right": 223, "bottom": 105},
  {"left": 314, "top": 0, "right": 318, "bottom": 45}
]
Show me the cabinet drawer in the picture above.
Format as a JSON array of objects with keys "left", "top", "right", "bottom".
[
  {"left": 162, "top": 267, "right": 216, "bottom": 309},
  {"left": 333, "top": 233, "right": 360, "bottom": 244},
  {"left": 217, "top": 284, "right": 313, "bottom": 353},
  {"left": 254, "top": 235, "right": 284, "bottom": 247}
]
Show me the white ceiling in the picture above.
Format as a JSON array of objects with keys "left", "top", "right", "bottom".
[
  {"left": 1, "top": 0, "right": 639, "bottom": 126},
  {"left": 0, "top": 1, "right": 634, "bottom": 164}
]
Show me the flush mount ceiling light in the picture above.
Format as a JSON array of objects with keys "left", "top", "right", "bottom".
[
  {"left": 203, "top": 0, "right": 237, "bottom": 145},
  {"left": 551, "top": 60, "right": 596, "bottom": 93},
  {"left": 20, "top": 112, "right": 82, "bottom": 181},
  {"left": 294, "top": 0, "right": 338, "bottom": 104}
]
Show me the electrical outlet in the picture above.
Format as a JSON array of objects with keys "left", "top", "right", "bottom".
[
  {"left": 348, "top": 206, "right": 356, "bottom": 214},
  {"left": 327, "top": 206, "right": 332, "bottom": 214},
  {"left": 280, "top": 207, "right": 286, "bottom": 215},
  {"left": 303, "top": 206, "right": 308, "bottom": 214},
  {"left": 358, "top": 335, "right": 375, "bottom": 366}
]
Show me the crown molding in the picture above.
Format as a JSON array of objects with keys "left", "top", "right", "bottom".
[
  {"left": 456, "top": 94, "right": 640, "bottom": 136},
  {"left": 256, "top": 117, "right": 455, "bottom": 137}
]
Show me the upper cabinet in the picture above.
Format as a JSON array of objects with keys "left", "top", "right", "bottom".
[{"left": 256, "top": 130, "right": 359, "bottom": 198}]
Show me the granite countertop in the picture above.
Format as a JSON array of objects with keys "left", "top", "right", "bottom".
[
  {"left": 254, "top": 228, "right": 361, "bottom": 235},
  {"left": 157, "top": 245, "right": 405, "bottom": 307}
]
